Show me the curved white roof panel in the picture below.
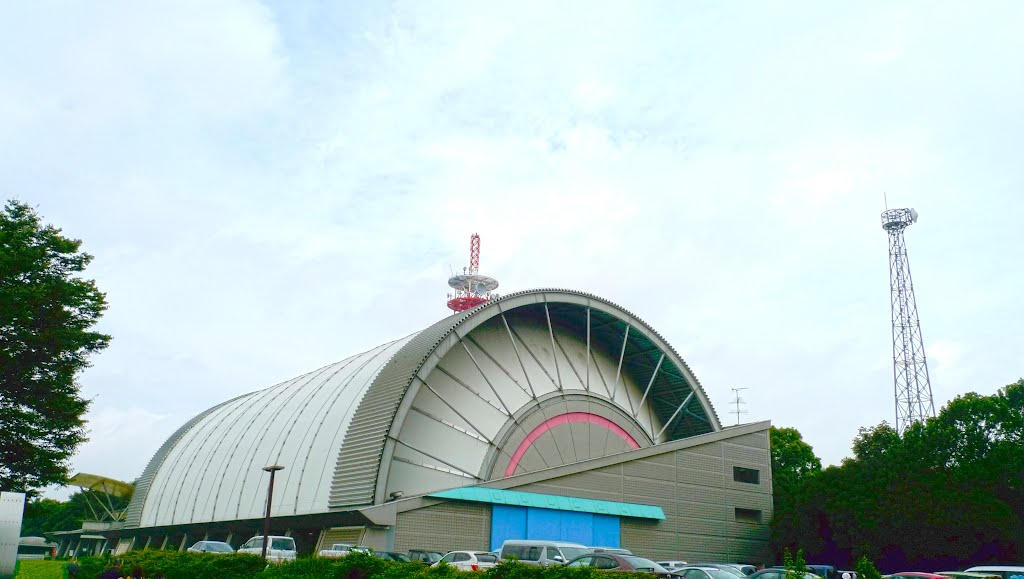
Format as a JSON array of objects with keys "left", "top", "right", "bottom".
[{"left": 134, "top": 335, "right": 415, "bottom": 528}]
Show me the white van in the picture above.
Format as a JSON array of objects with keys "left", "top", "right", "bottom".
[
  {"left": 498, "top": 540, "right": 591, "bottom": 566},
  {"left": 965, "top": 567, "right": 1024, "bottom": 579},
  {"left": 236, "top": 535, "right": 297, "bottom": 563}
]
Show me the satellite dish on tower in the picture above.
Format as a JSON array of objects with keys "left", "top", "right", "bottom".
[
  {"left": 446, "top": 233, "right": 500, "bottom": 313},
  {"left": 910, "top": 208, "right": 919, "bottom": 223}
]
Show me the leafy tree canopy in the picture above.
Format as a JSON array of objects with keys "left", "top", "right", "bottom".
[
  {"left": 771, "top": 378, "right": 1024, "bottom": 571},
  {"left": 770, "top": 426, "right": 823, "bottom": 494},
  {"left": 850, "top": 422, "right": 900, "bottom": 464},
  {"left": 0, "top": 200, "right": 111, "bottom": 493}
]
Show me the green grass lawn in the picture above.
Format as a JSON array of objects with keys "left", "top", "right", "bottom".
[{"left": 15, "top": 560, "right": 66, "bottom": 579}]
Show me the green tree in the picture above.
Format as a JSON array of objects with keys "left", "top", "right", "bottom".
[
  {"left": 770, "top": 380, "right": 1024, "bottom": 570},
  {"left": 769, "top": 427, "right": 825, "bottom": 560},
  {"left": 0, "top": 200, "right": 111, "bottom": 493},
  {"left": 770, "top": 426, "right": 822, "bottom": 497},
  {"left": 20, "top": 497, "right": 65, "bottom": 536},
  {"left": 850, "top": 423, "right": 900, "bottom": 464}
]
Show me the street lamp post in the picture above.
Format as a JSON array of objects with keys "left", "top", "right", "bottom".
[{"left": 261, "top": 465, "right": 284, "bottom": 559}]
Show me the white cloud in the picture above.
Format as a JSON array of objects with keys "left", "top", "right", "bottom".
[
  {"left": 928, "top": 339, "right": 964, "bottom": 373},
  {"left": 7, "top": 0, "right": 1023, "bottom": 488},
  {"left": 3, "top": 0, "right": 286, "bottom": 122}
]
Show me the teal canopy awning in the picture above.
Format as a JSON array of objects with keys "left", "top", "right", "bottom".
[{"left": 428, "top": 487, "right": 666, "bottom": 520}]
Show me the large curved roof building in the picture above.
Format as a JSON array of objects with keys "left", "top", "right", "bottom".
[{"left": 103, "top": 289, "right": 772, "bottom": 562}]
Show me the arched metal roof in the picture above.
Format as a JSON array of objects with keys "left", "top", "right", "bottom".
[
  {"left": 126, "top": 289, "right": 720, "bottom": 529},
  {"left": 127, "top": 337, "right": 415, "bottom": 528},
  {"left": 332, "top": 288, "right": 720, "bottom": 507}
]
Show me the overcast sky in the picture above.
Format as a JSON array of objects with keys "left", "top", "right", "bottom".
[{"left": 3, "top": 1, "right": 1022, "bottom": 499}]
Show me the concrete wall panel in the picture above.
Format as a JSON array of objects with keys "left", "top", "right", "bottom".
[
  {"left": 726, "top": 431, "right": 769, "bottom": 449},
  {"left": 678, "top": 500, "right": 729, "bottom": 521},
  {"left": 622, "top": 477, "right": 678, "bottom": 502},
  {"left": 507, "top": 428, "right": 772, "bottom": 562},
  {"left": 724, "top": 442, "right": 769, "bottom": 466},
  {"left": 677, "top": 451, "right": 725, "bottom": 472},
  {"left": 394, "top": 502, "right": 490, "bottom": 553},
  {"left": 622, "top": 459, "right": 676, "bottom": 481},
  {"left": 678, "top": 467, "right": 726, "bottom": 487}
]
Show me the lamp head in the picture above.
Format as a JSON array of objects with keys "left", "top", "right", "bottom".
[{"left": 263, "top": 465, "right": 285, "bottom": 472}]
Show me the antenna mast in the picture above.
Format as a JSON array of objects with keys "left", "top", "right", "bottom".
[
  {"left": 729, "top": 387, "right": 748, "bottom": 426},
  {"left": 469, "top": 234, "right": 480, "bottom": 273},
  {"left": 881, "top": 207, "right": 935, "bottom": 433},
  {"left": 446, "top": 233, "right": 500, "bottom": 313}
]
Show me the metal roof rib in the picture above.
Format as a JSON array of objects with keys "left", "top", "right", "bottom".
[
  {"left": 123, "top": 394, "right": 247, "bottom": 528},
  {"left": 328, "top": 310, "right": 469, "bottom": 508}
]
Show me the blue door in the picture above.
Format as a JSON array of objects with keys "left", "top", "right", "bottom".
[{"left": 491, "top": 505, "right": 620, "bottom": 550}]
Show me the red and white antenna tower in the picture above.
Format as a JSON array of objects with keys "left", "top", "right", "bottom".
[{"left": 446, "top": 233, "right": 499, "bottom": 312}]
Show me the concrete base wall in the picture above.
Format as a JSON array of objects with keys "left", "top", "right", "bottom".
[{"left": 394, "top": 502, "right": 490, "bottom": 554}]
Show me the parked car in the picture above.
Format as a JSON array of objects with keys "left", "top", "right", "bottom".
[
  {"left": 565, "top": 553, "right": 676, "bottom": 577},
  {"left": 767, "top": 566, "right": 839, "bottom": 579},
  {"left": 692, "top": 564, "right": 749, "bottom": 577},
  {"left": 433, "top": 551, "right": 498, "bottom": 571},
  {"left": 372, "top": 551, "right": 411, "bottom": 562},
  {"left": 964, "top": 567, "right": 1024, "bottom": 579},
  {"left": 319, "top": 543, "right": 371, "bottom": 558},
  {"left": 409, "top": 549, "right": 443, "bottom": 564},
  {"left": 747, "top": 569, "right": 821, "bottom": 579},
  {"left": 236, "top": 535, "right": 296, "bottom": 562},
  {"left": 889, "top": 573, "right": 948, "bottom": 579},
  {"left": 678, "top": 566, "right": 761, "bottom": 579},
  {"left": 658, "top": 561, "right": 690, "bottom": 572},
  {"left": 498, "top": 540, "right": 591, "bottom": 566},
  {"left": 937, "top": 572, "right": 1001, "bottom": 579},
  {"left": 593, "top": 547, "right": 634, "bottom": 555},
  {"left": 808, "top": 565, "right": 839, "bottom": 579},
  {"left": 186, "top": 540, "right": 234, "bottom": 554}
]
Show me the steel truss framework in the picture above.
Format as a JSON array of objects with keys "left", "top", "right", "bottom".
[{"left": 883, "top": 209, "right": 935, "bottom": 433}]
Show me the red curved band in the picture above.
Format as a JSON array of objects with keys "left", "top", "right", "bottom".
[{"left": 504, "top": 412, "right": 640, "bottom": 477}]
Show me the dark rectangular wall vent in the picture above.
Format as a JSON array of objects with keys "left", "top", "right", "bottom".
[
  {"left": 735, "top": 507, "right": 762, "bottom": 523},
  {"left": 733, "top": 466, "right": 760, "bottom": 484}
]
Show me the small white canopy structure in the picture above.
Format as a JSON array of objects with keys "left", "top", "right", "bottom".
[{"left": 67, "top": 473, "right": 133, "bottom": 522}]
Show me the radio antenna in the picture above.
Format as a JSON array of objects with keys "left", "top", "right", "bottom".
[{"left": 729, "top": 387, "right": 749, "bottom": 426}]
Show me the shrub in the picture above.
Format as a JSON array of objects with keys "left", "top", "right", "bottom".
[
  {"left": 74, "top": 556, "right": 108, "bottom": 579},
  {"left": 855, "top": 555, "right": 882, "bottom": 579},
  {"left": 255, "top": 556, "right": 336, "bottom": 579},
  {"left": 489, "top": 559, "right": 546, "bottom": 579},
  {"left": 125, "top": 550, "right": 266, "bottom": 579},
  {"left": 72, "top": 551, "right": 266, "bottom": 579},
  {"left": 66, "top": 550, "right": 660, "bottom": 579},
  {"left": 784, "top": 547, "right": 809, "bottom": 579}
]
